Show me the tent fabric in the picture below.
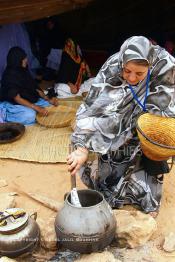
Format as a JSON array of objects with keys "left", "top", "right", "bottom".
[{"left": 0, "top": 23, "right": 39, "bottom": 80}]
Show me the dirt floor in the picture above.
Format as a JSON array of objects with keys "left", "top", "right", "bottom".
[{"left": 0, "top": 158, "right": 175, "bottom": 262}]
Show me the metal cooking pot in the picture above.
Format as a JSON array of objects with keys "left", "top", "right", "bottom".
[
  {"left": 0, "top": 208, "right": 40, "bottom": 258},
  {"left": 55, "top": 189, "right": 116, "bottom": 253}
]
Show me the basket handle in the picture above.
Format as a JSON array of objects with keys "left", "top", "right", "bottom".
[{"left": 168, "top": 156, "right": 175, "bottom": 172}]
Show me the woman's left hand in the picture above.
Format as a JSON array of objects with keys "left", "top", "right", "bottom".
[{"left": 49, "top": 97, "right": 59, "bottom": 106}]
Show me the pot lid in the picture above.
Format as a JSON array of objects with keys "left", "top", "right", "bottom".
[{"left": 0, "top": 208, "right": 28, "bottom": 234}]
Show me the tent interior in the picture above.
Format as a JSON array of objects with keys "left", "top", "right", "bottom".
[{"left": 0, "top": 0, "right": 175, "bottom": 77}]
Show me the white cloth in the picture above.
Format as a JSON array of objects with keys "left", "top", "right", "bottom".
[{"left": 54, "top": 77, "right": 95, "bottom": 98}]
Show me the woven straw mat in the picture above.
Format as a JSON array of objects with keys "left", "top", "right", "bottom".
[
  {"left": 58, "top": 100, "right": 82, "bottom": 110},
  {"left": 0, "top": 125, "right": 72, "bottom": 163},
  {"left": 58, "top": 96, "right": 83, "bottom": 101}
]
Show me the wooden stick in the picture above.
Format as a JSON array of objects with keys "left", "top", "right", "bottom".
[{"left": 12, "top": 182, "right": 63, "bottom": 212}]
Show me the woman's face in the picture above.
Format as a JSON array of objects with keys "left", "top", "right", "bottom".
[
  {"left": 122, "top": 61, "right": 149, "bottom": 86},
  {"left": 22, "top": 57, "right": 28, "bottom": 68}
]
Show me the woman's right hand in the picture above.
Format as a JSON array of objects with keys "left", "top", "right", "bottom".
[
  {"left": 67, "top": 147, "right": 88, "bottom": 176},
  {"left": 68, "top": 82, "right": 78, "bottom": 94},
  {"left": 34, "top": 105, "right": 48, "bottom": 116}
]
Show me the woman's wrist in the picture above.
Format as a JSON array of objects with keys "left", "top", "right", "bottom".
[
  {"left": 31, "top": 104, "right": 36, "bottom": 110},
  {"left": 76, "top": 147, "right": 88, "bottom": 155},
  {"left": 44, "top": 95, "right": 49, "bottom": 101}
]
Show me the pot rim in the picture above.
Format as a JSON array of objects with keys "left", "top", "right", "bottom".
[{"left": 65, "top": 189, "right": 105, "bottom": 209}]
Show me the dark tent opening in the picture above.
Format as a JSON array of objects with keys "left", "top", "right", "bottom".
[
  {"left": 24, "top": 0, "right": 175, "bottom": 70},
  {"left": 0, "top": 0, "right": 175, "bottom": 73}
]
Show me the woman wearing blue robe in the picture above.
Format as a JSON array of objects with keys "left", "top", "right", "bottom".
[{"left": 0, "top": 47, "right": 58, "bottom": 125}]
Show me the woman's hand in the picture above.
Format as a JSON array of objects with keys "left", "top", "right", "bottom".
[
  {"left": 13, "top": 94, "right": 48, "bottom": 116},
  {"left": 49, "top": 97, "right": 59, "bottom": 106},
  {"left": 34, "top": 105, "right": 48, "bottom": 116},
  {"left": 37, "top": 89, "right": 58, "bottom": 106},
  {"left": 67, "top": 147, "right": 89, "bottom": 176},
  {"left": 68, "top": 82, "right": 78, "bottom": 94}
]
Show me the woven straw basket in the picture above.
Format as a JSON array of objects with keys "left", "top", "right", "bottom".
[
  {"left": 36, "top": 105, "right": 76, "bottom": 128},
  {"left": 136, "top": 113, "right": 175, "bottom": 161}
]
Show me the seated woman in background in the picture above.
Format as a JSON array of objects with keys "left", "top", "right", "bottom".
[
  {"left": 48, "top": 38, "right": 92, "bottom": 98},
  {"left": 0, "top": 46, "right": 58, "bottom": 125}
]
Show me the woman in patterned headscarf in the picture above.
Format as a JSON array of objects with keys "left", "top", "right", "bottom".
[{"left": 67, "top": 36, "right": 175, "bottom": 216}]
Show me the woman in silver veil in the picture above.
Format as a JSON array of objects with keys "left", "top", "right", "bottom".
[{"left": 67, "top": 36, "right": 175, "bottom": 215}]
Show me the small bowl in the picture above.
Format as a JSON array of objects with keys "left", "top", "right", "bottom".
[{"left": 0, "top": 123, "right": 25, "bottom": 144}]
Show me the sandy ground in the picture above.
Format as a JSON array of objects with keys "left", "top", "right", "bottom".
[{"left": 0, "top": 158, "right": 175, "bottom": 262}]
